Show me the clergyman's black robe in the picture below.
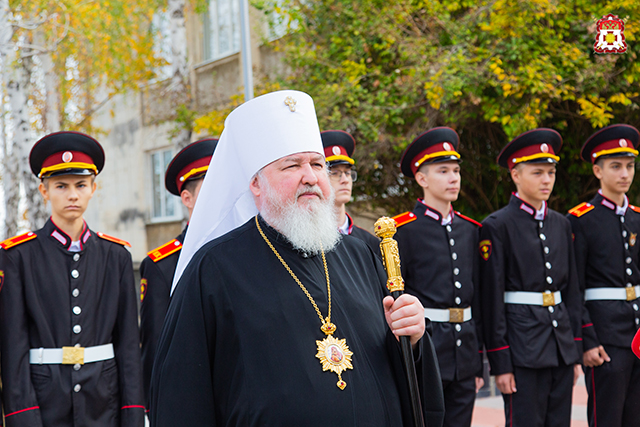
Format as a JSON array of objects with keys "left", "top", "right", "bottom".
[{"left": 150, "top": 216, "right": 444, "bottom": 426}]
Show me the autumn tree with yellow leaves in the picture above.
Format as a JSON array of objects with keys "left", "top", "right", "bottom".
[
  {"left": 242, "top": 0, "right": 640, "bottom": 218},
  {"left": 1, "top": 0, "right": 167, "bottom": 235}
]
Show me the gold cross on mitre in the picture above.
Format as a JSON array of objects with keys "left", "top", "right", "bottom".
[{"left": 284, "top": 96, "right": 297, "bottom": 112}]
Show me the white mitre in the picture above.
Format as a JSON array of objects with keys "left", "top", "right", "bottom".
[{"left": 171, "top": 90, "right": 324, "bottom": 293}]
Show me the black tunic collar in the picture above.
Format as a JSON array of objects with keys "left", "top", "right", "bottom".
[
  {"left": 592, "top": 191, "right": 628, "bottom": 215},
  {"left": 177, "top": 225, "right": 188, "bottom": 243},
  {"left": 415, "top": 199, "right": 454, "bottom": 225},
  {"left": 345, "top": 213, "right": 354, "bottom": 235},
  {"left": 44, "top": 217, "right": 92, "bottom": 251},
  {"left": 509, "top": 193, "right": 547, "bottom": 220}
]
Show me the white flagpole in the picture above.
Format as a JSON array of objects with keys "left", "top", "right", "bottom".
[{"left": 239, "top": 0, "right": 254, "bottom": 101}]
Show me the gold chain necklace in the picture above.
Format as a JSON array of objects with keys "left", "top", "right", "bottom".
[{"left": 255, "top": 216, "right": 353, "bottom": 390}]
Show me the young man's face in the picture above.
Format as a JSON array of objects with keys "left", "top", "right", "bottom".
[
  {"left": 39, "top": 175, "right": 97, "bottom": 222},
  {"left": 593, "top": 157, "right": 636, "bottom": 196},
  {"left": 328, "top": 164, "right": 353, "bottom": 207},
  {"left": 511, "top": 163, "right": 556, "bottom": 204},
  {"left": 415, "top": 161, "right": 461, "bottom": 203}
]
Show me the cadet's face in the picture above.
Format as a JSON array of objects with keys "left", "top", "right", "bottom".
[
  {"left": 415, "top": 161, "right": 460, "bottom": 202},
  {"left": 39, "top": 175, "right": 97, "bottom": 222},
  {"left": 253, "top": 152, "right": 332, "bottom": 211},
  {"left": 511, "top": 163, "right": 556, "bottom": 203},
  {"left": 594, "top": 157, "right": 635, "bottom": 195},
  {"left": 328, "top": 164, "right": 353, "bottom": 207}
]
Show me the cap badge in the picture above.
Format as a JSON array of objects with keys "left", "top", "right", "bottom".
[
  {"left": 284, "top": 96, "right": 297, "bottom": 112},
  {"left": 62, "top": 151, "right": 73, "bottom": 163},
  {"left": 443, "top": 142, "right": 452, "bottom": 151},
  {"left": 332, "top": 146, "right": 341, "bottom": 155},
  {"left": 620, "top": 139, "right": 628, "bottom": 147},
  {"left": 540, "top": 143, "right": 549, "bottom": 153}
]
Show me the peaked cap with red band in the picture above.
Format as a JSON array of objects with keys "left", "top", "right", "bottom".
[
  {"left": 321, "top": 130, "right": 355, "bottom": 166},
  {"left": 400, "top": 127, "right": 460, "bottom": 178},
  {"left": 581, "top": 124, "right": 640, "bottom": 163},
  {"left": 29, "top": 131, "right": 105, "bottom": 178},
  {"left": 497, "top": 128, "right": 562, "bottom": 170},
  {"left": 165, "top": 138, "right": 218, "bottom": 196}
]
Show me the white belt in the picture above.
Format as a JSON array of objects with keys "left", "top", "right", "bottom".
[
  {"left": 29, "top": 343, "right": 114, "bottom": 365},
  {"left": 424, "top": 307, "right": 472, "bottom": 323},
  {"left": 585, "top": 286, "right": 640, "bottom": 301},
  {"left": 504, "top": 291, "right": 562, "bottom": 307}
]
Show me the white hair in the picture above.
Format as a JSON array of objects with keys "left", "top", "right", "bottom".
[{"left": 257, "top": 169, "right": 341, "bottom": 254}]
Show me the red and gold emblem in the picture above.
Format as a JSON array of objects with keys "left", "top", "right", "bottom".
[
  {"left": 0, "top": 270, "right": 4, "bottom": 292},
  {"left": 140, "top": 278, "right": 147, "bottom": 302},
  {"left": 630, "top": 233, "right": 637, "bottom": 247},
  {"left": 479, "top": 239, "right": 492, "bottom": 261},
  {"left": 594, "top": 14, "right": 627, "bottom": 54}
]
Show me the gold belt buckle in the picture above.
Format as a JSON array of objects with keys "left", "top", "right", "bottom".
[
  {"left": 62, "top": 346, "right": 85, "bottom": 365},
  {"left": 449, "top": 308, "right": 464, "bottom": 323},
  {"left": 542, "top": 292, "right": 555, "bottom": 307},
  {"left": 626, "top": 287, "right": 637, "bottom": 301}
]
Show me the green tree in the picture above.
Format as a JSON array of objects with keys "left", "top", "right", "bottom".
[{"left": 245, "top": 0, "right": 640, "bottom": 219}]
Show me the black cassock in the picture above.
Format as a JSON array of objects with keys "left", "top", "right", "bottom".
[
  {"left": 150, "top": 216, "right": 444, "bottom": 427},
  {"left": 0, "top": 219, "right": 144, "bottom": 427}
]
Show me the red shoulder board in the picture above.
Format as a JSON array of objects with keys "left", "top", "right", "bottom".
[
  {"left": 97, "top": 232, "right": 131, "bottom": 247},
  {"left": 455, "top": 212, "right": 482, "bottom": 227},
  {"left": 147, "top": 239, "right": 182, "bottom": 262},
  {"left": 392, "top": 211, "right": 417, "bottom": 227},
  {"left": 568, "top": 202, "right": 594, "bottom": 218},
  {"left": 0, "top": 231, "right": 36, "bottom": 250},
  {"left": 630, "top": 205, "right": 640, "bottom": 214}
]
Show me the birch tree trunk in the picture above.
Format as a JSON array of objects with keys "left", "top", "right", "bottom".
[
  {"left": 0, "top": 0, "right": 19, "bottom": 238},
  {"left": 168, "top": 0, "right": 191, "bottom": 149},
  {"left": 35, "top": 29, "right": 60, "bottom": 133}
]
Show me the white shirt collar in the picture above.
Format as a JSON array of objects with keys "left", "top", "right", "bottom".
[
  {"left": 338, "top": 215, "right": 350, "bottom": 235},
  {"left": 534, "top": 201, "right": 546, "bottom": 220},
  {"left": 68, "top": 240, "right": 81, "bottom": 252},
  {"left": 441, "top": 212, "right": 452, "bottom": 226}
]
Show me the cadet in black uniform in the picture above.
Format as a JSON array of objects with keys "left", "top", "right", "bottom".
[
  {"left": 321, "top": 130, "right": 380, "bottom": 252},
  {"left": 566, "top": 124, "right": 640, "bottom": 427},
  {"left": 393, "top": 127, "right": 483, "bottom": 427},
  {"left": 479, "top": 129, "right": 582, "bottom": 427},
  {"left": 0, "top": 132, "right": 144, "bottom": 426},
  {"left": 139, "top": 138, "right": 217, "bottom": 409}
]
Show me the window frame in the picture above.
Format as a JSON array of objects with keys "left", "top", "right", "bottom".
[{"left": 148, "top": 147, "right": 183, "bottom": 223}]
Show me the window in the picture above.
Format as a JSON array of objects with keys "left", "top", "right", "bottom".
[
  {"left": 150, "top": 149, "right": 180, "bottom": 220},
  {"left": 204, "top": 0, "right": 241, "bottom": 61}
]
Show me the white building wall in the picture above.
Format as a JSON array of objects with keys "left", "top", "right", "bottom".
[{"left": 84, "top": 91, "right": 185, "bottom": 263}]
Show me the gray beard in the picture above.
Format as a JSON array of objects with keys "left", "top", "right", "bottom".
[{"left": 259, "top": 175, "right": 341, "bottom": 255}]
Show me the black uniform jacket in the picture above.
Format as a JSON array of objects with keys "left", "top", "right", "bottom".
[
  {"left": 344, "top": 213, "right": 381, "bottom": 255},
  {"left": 150, "top": 216, "right": 445, "bottom": 427},
  {"left": 479, "top": 195, "right": 582, "bottom": 376},
  {"left": 567, "top": 192, "right": 640, "bottom": 351},
  {"left": 395, "top": 201, "right": 482, "bottom": 382},
  {"left": 139, "top": 228, "right": 185, "bottom": 407},
  {"left": 0, "top": 219, "right": 144, "bottom": 427}
]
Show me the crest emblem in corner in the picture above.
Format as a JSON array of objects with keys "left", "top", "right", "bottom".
[{"left": 594, "top": 14, "right": 627, "bottom": 54}]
